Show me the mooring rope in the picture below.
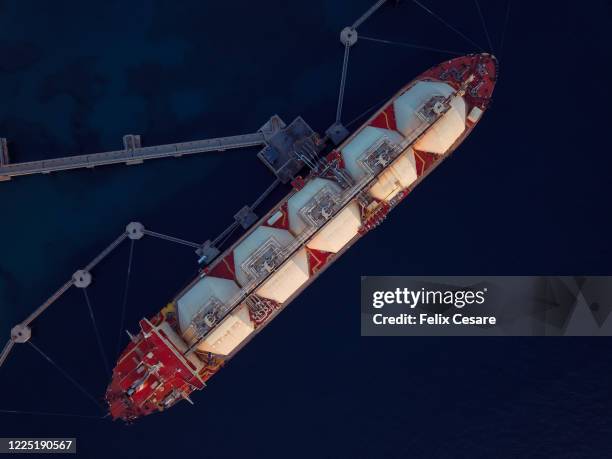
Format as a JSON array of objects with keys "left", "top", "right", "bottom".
[
  {"left": 336, "top": 44, "right": 352, "bottom": 123},
  {"left": 360, "top": 35, "right": 465, "bottom": 56},
  {"left": 499, "top": 0, "right": 512, "bottom": 59},
  {"left": 215, "top": 223, "right": 241, "bottom": 249},
  {"left": 345, "top": 95, "right": 390, "bottom": 130},
  {"left": 27, "top": 341, "right": 104, "bottom": 412},
  {"left": 412, "top": 0, "right": 485, "bottom": 52},
  {"left": 116, "top": 239, "right": 135, "bottom": 358},
  {"left": 83, "top": 288, "right": 110, "bottom": 377},
  {"left": 474, "top": 0, "right": 495, "bottom": 52},
  {"left": 0, "top": 408, "right": 107, "bottom": 420}
]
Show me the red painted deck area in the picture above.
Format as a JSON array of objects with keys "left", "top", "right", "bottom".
[
  {"left": 106, "top": 319, "right": 204, "bottom": 421},
  {"left": 107, "top": 54, "right": 498, "bottom": 422}
]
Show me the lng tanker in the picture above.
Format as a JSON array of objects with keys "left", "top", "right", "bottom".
[{"left": 106, "top": 53, "right": 498, "bottom": 421}]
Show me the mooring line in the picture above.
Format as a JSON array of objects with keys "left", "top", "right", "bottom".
[
  {"left": 499, "top": 0, "right": 512, "bottom": 59},
  {"left": 336, "top": 44, "right": 352, "bottom": 123},
  {"left": 412, "top": 0, "right": 485, "bottom": 52},
  {"left": 83, "top": 288, "right": 111, "bottom": 377},
  {"left": 0, "top": 408, "right": 107, "bottom": 420},
  {"left": 27, "top": 341, "right": 104, "bottom": 412},
  {"left": 346, "top": 95, "right": 390, "bottom": 129},
  {"left": 116, "top": 239, "right": 135, "bottom": 358},
  {"left": 474, "top": 0, "right": 495, "bottom": 52},
  {"left": 216, "top": 223, "right": 241, "bottom": 248},
  {"left": 360, "top": 35, "right": 465, "bottom": 56}
]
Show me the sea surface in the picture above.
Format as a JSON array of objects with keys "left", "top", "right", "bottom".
[{"left": 1, "top": 1, "right": 611, "bottom": 458}]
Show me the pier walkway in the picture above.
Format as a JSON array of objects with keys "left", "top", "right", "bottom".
[{"left": 0, "top": 129, "right": 269, "bottom": 181}]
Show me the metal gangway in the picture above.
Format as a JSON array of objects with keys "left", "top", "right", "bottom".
[
  {"left": 0, "top": 0, "right": 504, "bottom": 420},
  {"left": 0, "top": 125, "right": 276, "bottom": 181}
]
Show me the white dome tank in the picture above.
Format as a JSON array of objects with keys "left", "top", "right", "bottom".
[
  {"left": 287, "top": 177, "right": 342, "bottom": 235},
  {"left": 233, "top": 226, "right": 296, "bottom": 287},
  {"left": 340, "top": 126, "right": 403, "bottom": 182},
  {"left": 306, "top": 202, "right": 362, "bottom": 253},
  {"left": 177, "top": 276, "right": 240, "bottom": 333},
  {"left": 255, "top": 247, "right": 310, "bottom": 303},
  {"left": 197, "top": 303, "right": 255, "bottom": 356},
  {"left": 394, "top": 80, "right": 454, "bottom": 137},
  {"left": 368, "top": 148, "right": 418, "bottom": 202},
  {"left": 414, "top": 95, "right": 466, "bottom": 154}
]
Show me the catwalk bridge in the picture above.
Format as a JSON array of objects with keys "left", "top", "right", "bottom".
[
  {"left": 0, "top": 0, "right": 509, "bottom": 421},
  {"left": 0, "top": 2, "right": 397, "bottom": 184},
  {"left": 0, "top": 123, "right": 276, "bottom": 181}
]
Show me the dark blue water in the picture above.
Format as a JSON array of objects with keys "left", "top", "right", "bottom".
[{"left": 1, "top": 1, "right": 611, "bottom": 457}]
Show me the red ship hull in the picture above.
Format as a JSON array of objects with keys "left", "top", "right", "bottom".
[{"left": 106, "top": 53, "right": 498, "bottom": 422}]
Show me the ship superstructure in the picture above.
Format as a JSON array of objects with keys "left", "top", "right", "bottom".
[{"left": 106, "top": 53, "right": 498, "bottom": 421}]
